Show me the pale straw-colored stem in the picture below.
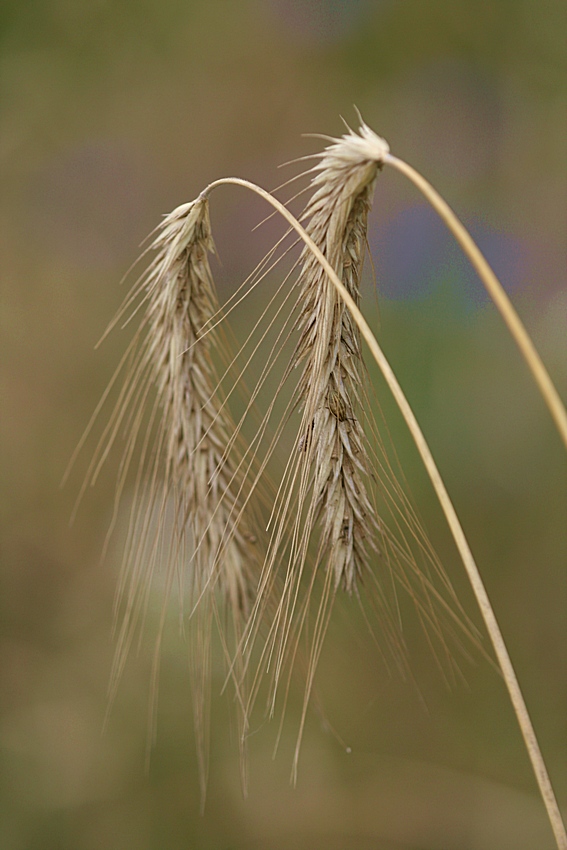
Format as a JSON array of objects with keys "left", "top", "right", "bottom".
[
  {"left": 202, "top": 177, "right": 567, "bottom": 850},
  {"left": 385, "top": 154, "right": 567, "bottom": 452}
]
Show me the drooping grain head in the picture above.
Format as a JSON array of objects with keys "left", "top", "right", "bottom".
[
  {"left": 105, "top": 196, "right": 262, "bottom": 800},
  {"left": 147, "top": 197, "right": 259, "bottom": 611},
  {"left": 293, "top": 123, "right": 390, "bottom": 592}
]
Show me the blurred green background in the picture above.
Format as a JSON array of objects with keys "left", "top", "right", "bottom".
[{"left": 1, "top": 1, "right": 566, "bottom": 848}]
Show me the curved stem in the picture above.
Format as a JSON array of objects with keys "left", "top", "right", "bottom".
[
  {"left": 385, "top": 154, "right": 567, "bottom": 452},
  {"left": 202, "top": 176, "right": 566, "bottom": 849}
]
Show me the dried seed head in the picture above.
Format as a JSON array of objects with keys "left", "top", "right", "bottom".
[
  {"left": 247, "top": 122, "right": 478, "bottom": 779},
  {"left": 104, "top": 196, "right": 262, "bottom": 801},
  {"left": 246, "top": 124, "right": 394, "bottom": 713},
  {"left": 150, "top": 198, "right": 258, "bottom": 605},
  {"left": 292, "top": 122, "right": 388, "bottom": 592}
]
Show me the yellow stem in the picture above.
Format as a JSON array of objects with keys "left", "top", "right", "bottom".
[{"left": 385, "top": 154, "right": 567, "bottom": 451}]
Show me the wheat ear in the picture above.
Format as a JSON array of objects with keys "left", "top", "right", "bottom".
[
  {"left": 206, "top": 126, "right": 473, "bottom": 774},
  {"left": 290, "top": 123, "right": 390, "bottom": 592},
  {"left": 280, "top": 123, "right": 472, "bottom": 770},
  {"left": 103, "top": 197, "right": 261, "bottom": 803}
]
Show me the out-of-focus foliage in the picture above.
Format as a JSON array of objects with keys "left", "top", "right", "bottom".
[{"left": 1, "top": 1, "right": 565, "bottom": 848}]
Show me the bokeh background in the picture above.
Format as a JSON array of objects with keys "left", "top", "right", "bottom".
[{"left": 2, "top": 1, "right": 566, "bottom": 848}]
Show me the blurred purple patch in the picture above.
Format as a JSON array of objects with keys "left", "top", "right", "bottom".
[{"left": 369, "top": 203, "right": 535, "bottom": 307}]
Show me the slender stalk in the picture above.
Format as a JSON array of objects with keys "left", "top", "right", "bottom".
[
  {"left": 202, "top": 177, "right": 567, "bottom": 850},
  {"left": 385, "top": 154, "right": 567, "bottom": 452}
]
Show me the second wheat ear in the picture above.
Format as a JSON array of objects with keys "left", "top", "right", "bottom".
[
  {"left": 220, "top": 126, "right": 478, "bottom": 771},
  {"left": 80, "top": 119, "right": 566, "bottom": 847},
  {"left": 202, "top": 122, "right": 566, "bottom": 846}
]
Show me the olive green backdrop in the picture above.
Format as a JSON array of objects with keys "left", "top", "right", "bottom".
[{"left": 1, "top": 2, "right": 565, "bottom": 848}]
